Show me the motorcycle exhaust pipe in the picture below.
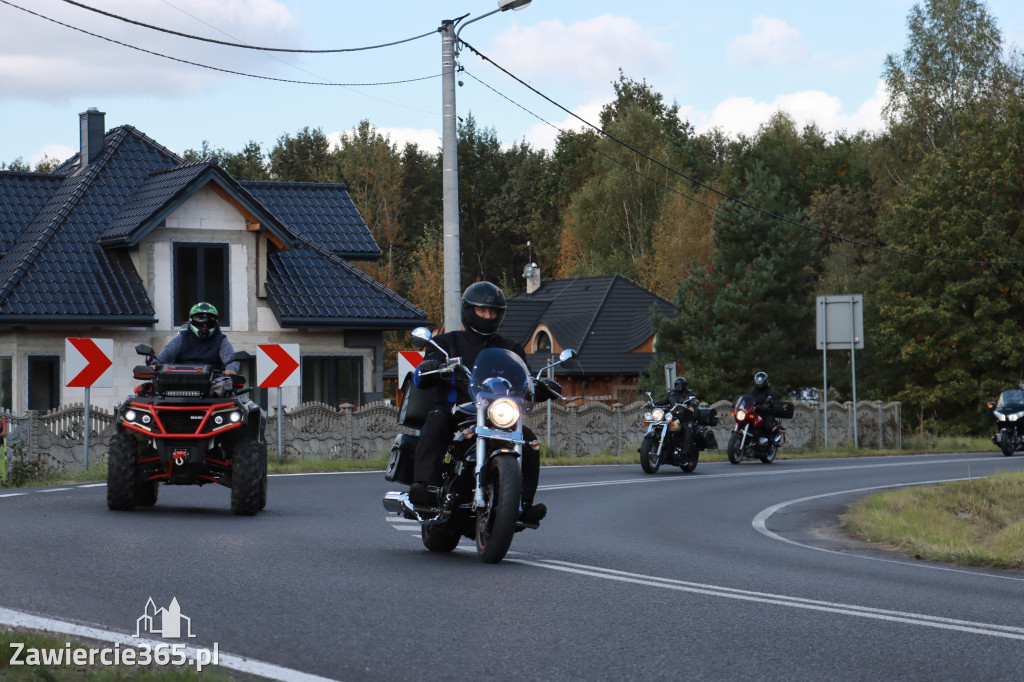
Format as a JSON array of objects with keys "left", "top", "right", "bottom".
[{"left": 383, "top": 491, "right": 411, "bottom": 514}]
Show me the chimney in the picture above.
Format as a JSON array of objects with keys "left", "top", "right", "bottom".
[
  {"left": 79, "top": 108, "right": 106, "bottom": 167},
  {"left": 523, "top": 261, "right": 541, "bottom": 294}
]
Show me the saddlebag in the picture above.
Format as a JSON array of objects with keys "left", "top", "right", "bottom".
[
  {"left": 385, "top": 433, "right": 418, "bottom": 484},
  {"left": 772, "top": 401, "right": 795, "bottom": 419},
  {"left": 695, "top": 407, "right": 719, "bottom": 426},
  {"left": 696, "top": 426, "right": 718, "bottom": 450},
  {"left": 398, "top": 375, "right": 435, "bottom": 429}
]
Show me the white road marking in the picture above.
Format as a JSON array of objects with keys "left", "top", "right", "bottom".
[
  {"left": 38, "top": 488, "right": 71, "bottom": 493},
  {"left": 752, "top": 478, "right": 1024, "bottom": 582},
  {"left": 0, "top": 606, "right": 337, "bottom": 682},
  {"left": 387, "top": 517, "right": 421, "bottom": 532},
  {"left": 0, "top": 492, "right": 27, "bottom": 498},
  {"left": 504, "top": 557, "right": 1024, "bottom": 640}
]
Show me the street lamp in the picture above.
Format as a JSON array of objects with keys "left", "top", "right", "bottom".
[{"left": 440, "top": 0, "right": 532, "bottom": 332}]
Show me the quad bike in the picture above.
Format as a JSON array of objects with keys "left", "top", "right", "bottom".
[{"left": 106, "top": 344, "right": 267, "bottom": 515}]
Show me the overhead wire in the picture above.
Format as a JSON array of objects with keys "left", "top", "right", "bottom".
[
  {"left": 0, "top": 0, "right": 440, "bottom": 88},
  {"left": 57, "top": 0, "right": 436, "bottom": 52},
  {"left": 460, "top": 38, "right": 1024, "bottom": 267}
]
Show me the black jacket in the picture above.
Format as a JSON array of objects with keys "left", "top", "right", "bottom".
[
  {"left": 750, "top": 384, "right": 778, "bottom": 409},
  {"left": 654, "top": 388, "right": 697, "bottom": 408},
  {"left": 414, "top": 329, "right": 531, "bottom": 406}
]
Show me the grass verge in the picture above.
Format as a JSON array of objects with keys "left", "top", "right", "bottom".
[{"left": 841, "top": 470, "right": 1024, "bottom": 570}]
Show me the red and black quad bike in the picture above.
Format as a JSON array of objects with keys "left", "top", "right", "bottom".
[
  {"left": 106, "top": 344, "right": 267, "bottom": 515},
  {"left": 726, "top": 394, "right": 794, "bottom": 464}
]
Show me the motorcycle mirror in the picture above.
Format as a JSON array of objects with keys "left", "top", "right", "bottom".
[
  {"left": 411, "top": 326, "right": 449, "bottom": 358},
  {"left": 135, "top": 344, "right": 155, "bottom": 357},
  {"left": 559, "top": 349, "right": 576, "bottom": 363}
]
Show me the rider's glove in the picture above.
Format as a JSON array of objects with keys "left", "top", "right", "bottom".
[
  {"left": 536, "top": 377, "right": 562, "bottom": 400},
  {"left": 417, "top": 358, "right": 441, "bottom": 375}
]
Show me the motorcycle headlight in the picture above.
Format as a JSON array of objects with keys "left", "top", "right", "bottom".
[
  {"left": 1010, "top": 411, "right": 1024, "bottom": 422},
  {"left": 651, "top": 408, "right": 665, "bottom": 421},
  {"left": 736, "top": 410, "right": 747, "bottom": 422},
  {"left": 644, "top": 411, "right": 654, "bottom": 421},
  {"left": 487, "top": 398, "right": 520, "bottom": 429}
]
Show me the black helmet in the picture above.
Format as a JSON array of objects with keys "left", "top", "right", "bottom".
[
  {"left": 461, "top": 281, "right": 506, "bottom": 336},
  {"left": 674, "top": 377, "right": 688, "bottom": 391},
  {"left": 188, "top": 302, "right": 219, "bottom": 340},
  {"left": 754, "top": 371, "right": 768, "bottom": 388}
]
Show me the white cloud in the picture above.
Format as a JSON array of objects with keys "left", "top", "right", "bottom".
[
  {"left": 490, "top": 15, "right": 672, "bottom": 88},
  {"left": 0, "top": 0, "right": 301, "bottom": 99},
  {"left": 727, "top": 16, "right": 808, "bottom": 66},
  {"left": 523, "top": 99, "right": 606, "bottom": 151},
  {"left": 697, "top": 80, "right": 887, "bottom": 138},
  {"left": 33, "top": 143, "right": 74, "bottom": 166}
]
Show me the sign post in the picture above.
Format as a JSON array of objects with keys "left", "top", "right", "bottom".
[
  {"left": 815, "top": 296, "right": 864, "bottom": 449},
  {"left": 257, "top": 344, "right": 300, "bottom": 461},
  {"left": 65, "top": 338, "right": 114, "bottom": 468}
]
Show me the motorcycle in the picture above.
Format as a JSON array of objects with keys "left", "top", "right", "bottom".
[
  {"left": 726, "top": 394, "right": 793, "bottom": 464},
  {"left": 383, "top": 327, "right": 575, "bottom": 564},
  {"left": 638, "top": 393, "right": 718, "bottom": 474},
  {"left": 986, "top": 389, "right": 1024, "bottom": 456}
]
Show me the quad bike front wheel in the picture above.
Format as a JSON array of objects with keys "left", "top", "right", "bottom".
[
  {"left": 230, "top": 440, "right": 264, "bottom": 516},
  {"left": 107, "top": 432, "right": 139, "bottom": 510}
]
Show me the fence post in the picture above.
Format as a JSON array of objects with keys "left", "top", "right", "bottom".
[{"left": 340, "top": 403, "right": 354, "bottom": 458}]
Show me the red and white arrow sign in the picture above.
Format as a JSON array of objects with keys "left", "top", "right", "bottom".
[
  {"left": 65, "top": 337, "right": 114, "bottom": 388},
  {"left": 397, "top": 350, "right": 423, "bottom": 384},
  {"left": 257, "top": 344, "right": 300, "bottom": 388}
]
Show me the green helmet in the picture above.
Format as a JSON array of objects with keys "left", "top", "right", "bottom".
[{"left": 188, "top": 302, "right": 219, "bottom": 339}]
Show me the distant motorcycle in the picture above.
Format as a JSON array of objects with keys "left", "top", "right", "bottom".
[
  {"left": 727, "top": 394, "right": 793, "bottom": 464},
  {"left": 986, "top": 389, "right": 1024, "bottom": 457},
  {"left": 638, "top": 393, "right": 718, "bottom": 474}
]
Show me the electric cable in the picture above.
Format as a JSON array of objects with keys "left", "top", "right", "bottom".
[
  {"left": 460, "top": 38, "right": 1024, "bottom": 267},
  {"left": 0, "top": 0, "right": 440, "bottom": 87},
  {"left": 56, "top": 0, "right": 436, "bottom": 53}
]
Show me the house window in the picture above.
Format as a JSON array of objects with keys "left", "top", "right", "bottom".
[
  {"left": 28, "top": 355, "right": 60, "bottom": 412},
  {"left": 0, "top": 357, "right": 11, "bottom": 412},
  {"left": 534, "top": 330, "right": 552, "bottom": 354},
  {"left": 174, "top": 243, "right": 229, "bottom": 327},
  {"left": 302, "top": 356, "right": 362, "bottom": 408}
]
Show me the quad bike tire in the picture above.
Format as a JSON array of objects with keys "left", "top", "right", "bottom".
[
  {"left": 476, "top": 455, "right": 521, "bottom": 564},
  {"left": 230, "top": 440, "right": 264, "bottom": 516},
  {"left": 107, "top": 432, "right": 139, "bottom": 511},
  {"left": 727, "top": 432, "right": 745, "bottom": 464},
  {"left": 257, "top": 442, "right": 268, "bottom": 510}
]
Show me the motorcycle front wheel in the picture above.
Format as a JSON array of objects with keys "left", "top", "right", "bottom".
[
  {"left": 1000, "top": 431, "right": 1015, "bottom": 457},
  {"left": 727, "top": 432, "right": 745, "bottom": 464},
  {"left": 476, "top": 455, "right": 522, "bottom": 564},
  {"left": 640, "top": 435, "right": 662, "bottom": 474}
]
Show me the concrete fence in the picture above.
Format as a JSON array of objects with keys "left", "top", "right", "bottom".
[{"left": 0, "top": 399, "right": 901, "bottom": 472}]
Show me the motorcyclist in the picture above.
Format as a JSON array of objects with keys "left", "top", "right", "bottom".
[
  {"left": 408, "top": 282, "right": 560, "bottom": 523},
  {"left": 750, "top": 371, "right": 781, "bottom": 443},
  {"left": 653, "top": 377, "right": 699, "bottom": 459},
  {"left": 153, "top": 302, "right": 239, "bottom": 374}
]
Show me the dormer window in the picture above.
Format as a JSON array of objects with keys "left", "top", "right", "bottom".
[
  {"left": 535, "top": 330, "right": 551, "bottom": 354},
  {"left": 174, "top": 242, "right": 229, "bottom": 327}
]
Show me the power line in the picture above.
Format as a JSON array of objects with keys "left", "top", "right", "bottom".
[
  {"left": 0, "top": 0, "right": 440, "bottom": 88},
  {"left": 57, "top": 0, "right": 436, "bottom": 53},
  {"left": 459, "top": 38, "right": 1024, "bottom": 267}
]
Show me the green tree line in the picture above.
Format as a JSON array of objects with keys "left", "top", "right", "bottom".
[{"left": 6, "top": 0, "right": 1022, "bottom": 435}]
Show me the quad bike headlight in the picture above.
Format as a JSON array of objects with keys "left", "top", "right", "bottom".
[
  {"left": 651, "top": 408, "right": 665, "bottom": 421},
  {"left": 487, "top": 398, "right": 520, "bottom": 429},
  {"left": 230, "top": 411, "right": 242, "bottom": 423},
  {"left": 124, "top": 409, "right": 137, "bottom": 422}
]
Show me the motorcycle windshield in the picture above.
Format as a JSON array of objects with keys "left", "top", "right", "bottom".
[
  {"left": 735, "top": 394, "right": 756, "bottom": 412},
  {"left": 996, "top": 390, "right": 1024, "bottom": 410},
  {"left": 469, "top": 348, "right": 533, "bottom": 405}
]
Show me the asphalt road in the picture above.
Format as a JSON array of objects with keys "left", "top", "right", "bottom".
[{"left": 2, "top": 452, "right": 1023, "bottom": 681}]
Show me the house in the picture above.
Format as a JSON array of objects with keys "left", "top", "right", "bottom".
[
  {"left": 502, "top": 263, "right": 676, "bottom": 404},
  {"left": 0, "top": 108, "right": 425, "bottom": 415}
]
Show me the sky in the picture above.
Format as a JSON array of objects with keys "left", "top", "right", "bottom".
[{"left": 1, "top": 0, "right": 1022, "bottom": 166}]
